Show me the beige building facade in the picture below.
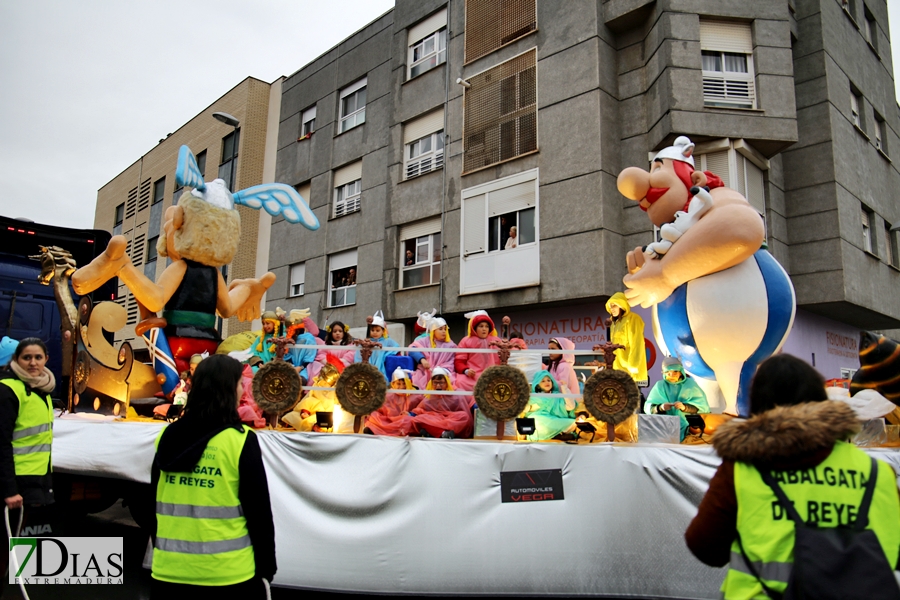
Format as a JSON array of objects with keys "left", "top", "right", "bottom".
[{"left": 93, "top": 76, "right": 282, "bottom": 351}]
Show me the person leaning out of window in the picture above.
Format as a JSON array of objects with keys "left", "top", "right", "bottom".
[{"left": 150, "top": 354, "right": 276, "bottom": 599}]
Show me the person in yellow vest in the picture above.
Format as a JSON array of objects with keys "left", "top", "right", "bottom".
[
  {"left": 685, "top": 354, "right": 900, "bottom": 599},
  {"left": 605, "top": 292, "right": 648, "bottom": 383},
  {"left": 0, "top": 337, "right": 55, "bottom": 512},
  {"left": 150, "top": 354, "right": 276, "bottom": 598}
]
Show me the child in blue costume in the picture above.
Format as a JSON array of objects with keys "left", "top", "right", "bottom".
[
  {"left": 644, "top": 356, "right": 709, "bottom": 440},
  {"left": 353, "top": 310, "right": 399, "bottom": 380},
  {"left": 522, "top": 370, "right": 577, "bottom": 441},
  {"left": 250, "top": 311, "right": 281, "bottom": 366}
]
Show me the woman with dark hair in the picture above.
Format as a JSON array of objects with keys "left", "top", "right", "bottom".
[
  {"left": 686, "top": 354, "right": 900, "bottom": 598},
  {"left": 150, "top": 354, "right": 276, "bottom": 598},
  {"left": 0, "top": 337, "right": 55, "bottom": 513}
]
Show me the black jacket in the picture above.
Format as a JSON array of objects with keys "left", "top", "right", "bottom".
[
  {"left": 150, "top": 415, "right": 277, "bottom": 581},
  {"left": 0, "top": 368, "right": 54, "bottom": 506}
]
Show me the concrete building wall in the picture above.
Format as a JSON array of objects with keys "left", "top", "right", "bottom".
[{"left": 94, "top": 76, "right": 279, "bottom": 349}]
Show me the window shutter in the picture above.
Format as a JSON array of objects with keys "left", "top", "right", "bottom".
[
  {"left": 340, "top": 77, "right": 367, "bottom": 99},
  {"left": 404, "top": 110, "right": 444, "bottom": 144},
  {"left": 702, "top": 151, "right": 730, "bottom": 189},
  {"left": 744, "top": 159, "right": 765, "bottom": 215},
  {"left": 700, "top": 21, "right": 753, "bottom": 53},
  {"left": 465, "top": 0, "right": 537, "bottom": 63},
  {"left": 296, "top": 183, "right": 311, "bottom": 205},
  {"left": 334, "top": 161, "right": 363, "bottom": 187},
  {"left": 463, "top": 194, "right": 487, "bottom": 255},
  {"left": 290, "top": 263, "right": 305, "bottom": 284},
  {"left": 330, "top": 249, "right": 357, "bottom": 271},
  {"left": 400, "top": 216, "right": 441, "bottom": 241},
  {"left": 409, "top": 9, "right": 447, "bottom": 45},
  {"left": 488, "top": 180, "right": 534, "bottom": 216}
]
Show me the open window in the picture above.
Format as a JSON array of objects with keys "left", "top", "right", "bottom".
[
  {"left": 400, "top": 217, "right": 441, "bottom": 288},
  {"left": 328, "top": 249, "right": 357, "bottom": 307},
  {"left": 460, "top": 169, "right": 539, "bottom": 294}
]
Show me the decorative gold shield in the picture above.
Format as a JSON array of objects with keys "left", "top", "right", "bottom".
[
  {"left": 474, "top": 365, "right": 530, "bottom": 421},
  {"left": 252, "top": 360, "right": 302, "bottom": 415},
  {"left": 334, "top": 362, "right": 387, "bottom": 416},
  {"left": 583, "top": 369, "right": 640, "bottom": 425}
]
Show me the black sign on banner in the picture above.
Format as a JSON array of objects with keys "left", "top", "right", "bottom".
[{"left": 500, "top": 469, "right": 564, "bottom": 503}]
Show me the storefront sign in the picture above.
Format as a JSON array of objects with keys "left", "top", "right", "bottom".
[{"left": 500, "top": 469, "right": 564, "bottom": 503}]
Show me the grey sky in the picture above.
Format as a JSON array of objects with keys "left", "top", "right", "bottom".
[{"left": 1, "top": 0, "right": 899, "bottom": 230}]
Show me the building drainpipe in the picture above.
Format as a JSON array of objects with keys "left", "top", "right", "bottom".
[{"left": 439, "top": 0, "right": 452, "bottom": 317}]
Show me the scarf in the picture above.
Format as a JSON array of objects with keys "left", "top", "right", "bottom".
[{"left": 9, "top": 361, "right": 56, "bottom": 394}]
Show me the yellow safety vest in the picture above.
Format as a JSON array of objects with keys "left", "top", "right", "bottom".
[
  {"left": 723, "top": 441, "right": 900, "bottom": 599},
  {"left": 0, "top": 378, "right": 53, "bottom": 476},
  {"left": 152, "top": 425, "right": 256, "bottom": 586}
]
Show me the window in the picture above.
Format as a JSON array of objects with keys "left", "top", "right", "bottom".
[
  {"left": 173, "top": 186, "right": 184, "bottom": 205},
  {"left": 408, "top": 9, "right": 447, "bottom": 79},
  {"left": 465, "top": 0, "right": 536, "bottom": 63},
  {"left": 700, "top": 21, "right": 755, "bottom": 109},
  {"left": 339, "top": 77, "right": 366, "bottom": 133},
  {"left": 152, "top": 177, "right": 165, "bottom": 205},
  {"left": 301, "top": 106, "right": 316, "bottom": 138},
  {"left": 400, "top": 217, "right": 442, "bottom": 288},
  {"left": 333, "top": 161, "right": 362, "bottom": 217},
  {"left": 295, "top": 182, "right": 311, "bottom": 207},
  {"left": 219, "top": 129, "right": 240, "bottom": 191},
  {"left": 137, "top": 178, "right": 151, "bottom": 212},
  {"left": 874, "top": 113, "right": 887, "bottom": 154},
  {"left": 862, "top": 205, "right": 874, "bottom": 254},
  {"left": 404, "top": 110, "right": 445, "bottom": 179},
  {"left": 289, "top": 263, "right": 305, "bottom": 297},
  {"left": 850, "top": 88, "right": 863, "bottom": 130},
  {"left": 196, "top": 150, "right": 207, "bottom": 178},
  {"left": 328, "top": 249, "right": 357, "bottom": 307},
  {"left": 863, "top": 6, "right": 878, "bottom": 53},
  {"left": 460, "top": 168, "right": 540, "bottom": 294},
  {"left": 842, "top": 0, "right": 857, "bottom": 21},
  {"left": 113, "top": 203, "right": 124, "bottom": 235},
  {"left": 885, "top": 222, "right": 899, "bottom": 268},
  {"left": 463, "top": 49, "right": 537, "bottom": 173},
  {"left": 147, "top": 236, "right": 158, "bottom": 263}
]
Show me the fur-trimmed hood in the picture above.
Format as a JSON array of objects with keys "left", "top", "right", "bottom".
[{"left": 713, "top": 401, "right": 860, "bottom": 463}]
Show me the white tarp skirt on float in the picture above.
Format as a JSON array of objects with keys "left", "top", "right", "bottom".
[{"left": 52, "top": 418, "right": 900, "bottom": 598}]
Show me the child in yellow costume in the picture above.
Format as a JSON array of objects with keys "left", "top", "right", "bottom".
[
  {"left": 605, "top": 292, "right": 648, "bottom": 383},
  {"left": 282, "top": 363, "right": 342, "bottom": 432}
]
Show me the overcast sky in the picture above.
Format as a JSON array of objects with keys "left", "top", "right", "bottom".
[{"left": 1, "top": 0, "right": 899, "bottom": 230}]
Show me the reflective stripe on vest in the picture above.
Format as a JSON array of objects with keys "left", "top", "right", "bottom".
[
  {"left": 0, "top": 378, "right": 53, "bottom": 476},
  {"left": 722, "top": 442, "right": 900, "bottom": 599},
  {"left": 152, "top": 425, "right": 256, "bottom": 586}
]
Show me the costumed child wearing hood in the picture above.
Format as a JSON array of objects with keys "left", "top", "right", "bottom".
[
  {"left": 522, "top": 370, "right": 577, "bottom": 441},
  {"left": 250, "top": 311, "right": 282, "bottom": 366},
  {"left": 408, "top": 312, "right": 457, "bottom": 391},
  {"left": 454, "top": 310, "right": 502, "bottom": 393},
  {"left": 354, "top": 311, "right": 399, "bottom": 380},
  {"left": 282, "top": 363, "right": 343, "bottom": 432},
  {"left": 410, "top": 367, "right": 473, "bottom": 439},
  {"left": 645, "top": 356, "right": 709, "bottom": 440},
  {"left": 606, "top": 292, "right": 648, "bottom": 383},
  {"left": 365, "top": 368, "right": 417, "bottom": 436},
  {"left": 545, "top": 337, "right": 579, "bottom": 394}
]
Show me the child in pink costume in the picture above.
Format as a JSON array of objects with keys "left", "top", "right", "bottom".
[
  {"left": 410, "top": 367, "right": 473, "bottom": 439},
  {"left": 545, "top": 337, "right": 580, "bottom": 394},
  {"left": 366, "top": 368, "right": 416, "bottom": 436},
  {"left": 408, "top": 315, "right": 457, "bottom": 390},
  {"left": 454, "top": 310, "right": 501, "bottom": 394}
]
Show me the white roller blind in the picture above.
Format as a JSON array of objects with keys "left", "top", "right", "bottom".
[
  {"left": 700, "top": 21, "right": 753, "bottom": 53},
  {"left": 340, "top": 77, "right": 367, "bottom": 98},
  {"left": 296, "top": 183, "right": 311, "bottom": 205},
  {"left": 290, "top": 263, "right": 305, "bottom": 284},
  {"left": 463, "top": 194, "right": 486, "bottom": 255},
  {"left": 744, "top": 158, "right": 766, "bottom": 215},
  {"left": 702, "top": 151, "right": 731, "bottom": 189},
  {"left": 409, "top": 9, "right": 447, "bottom": 45},
  {"left": 334, "top": 161, "right": 363, "bottom": 187},
  {"left": 488, "top": 181, "right": 534, "bottom": 216},
  {"left": 330, "top": 248, "right": 357, "bottom": 271},
  {"left": 403, "top": 110, "right": 444, "bottom": 144},
  {"left": 302, "top": 106, "right": 316, "bottom": 122},
  {"left": 400, "top": 216, "right": 441, "bottom": 240}
]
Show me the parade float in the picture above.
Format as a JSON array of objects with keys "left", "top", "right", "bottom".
[{"left": 25, "top": 140, "right": 900, "bottom": 597}]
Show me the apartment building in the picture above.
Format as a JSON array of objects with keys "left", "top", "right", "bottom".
[
  {"left": 93, "top": 76, "right": 283, "bottom": 351},
  {"left": 264, "top": 0, "right": 898, "bottom": 383}
]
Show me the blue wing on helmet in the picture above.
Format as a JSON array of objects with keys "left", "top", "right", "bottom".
[
  {"left": 233, "top": 183, "right": 320, "bottom": 230},
  {"left": 175, "top": 145, "right": 206, "bottom": 191}
]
